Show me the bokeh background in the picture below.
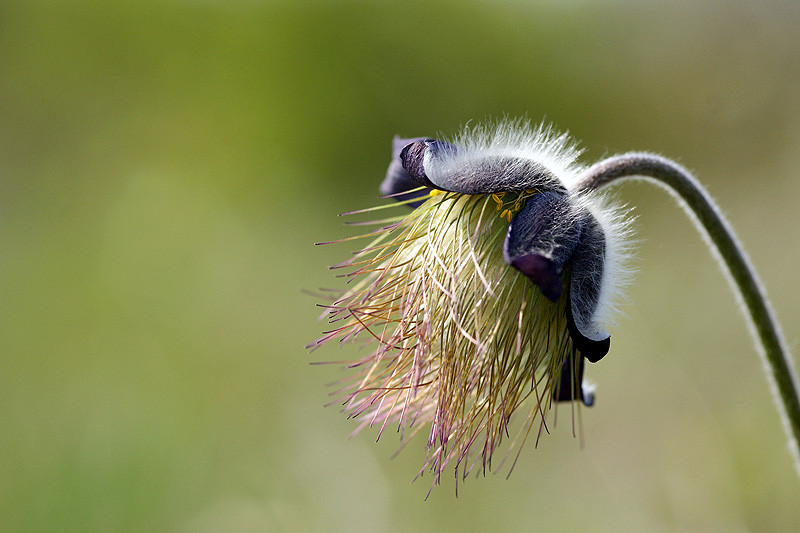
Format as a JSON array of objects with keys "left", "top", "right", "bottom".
[{"left": 3, "top": 1, "right": 800, "bottom": 531}]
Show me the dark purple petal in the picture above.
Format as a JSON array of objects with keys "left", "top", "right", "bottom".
[
  {"left": 503, "top": 191, "right": 581, "bottom": 301},
  {"left": 400, "top": 138, "right": 564, "bottom": 194},
  {"left": 432, "top": 156, "right": 562, "bottom": 194},
  {"left": 567, "top": 210, "right": 611, "bottom": 362},
  {"left": 510, "top": 254, "right": 562, "bottom": 301},
  {"left": 566, "top": 308, "right": 610, "bottom": 363},
  {"left": 392, "top": 136, "right": 426, "bottom": 161},
  {"left": 553, "top": 349, "right": 594, "bottom": 406},
  {"left": 399, "top": 140, "right": 440, "bottom": 189},
  {"left": 379, "top": 137, "right": 433, "bottom": 207}
]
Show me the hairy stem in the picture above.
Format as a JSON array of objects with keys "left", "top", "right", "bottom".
[{"left": 574, "top": 152, "right": 800, "bottom": 476}]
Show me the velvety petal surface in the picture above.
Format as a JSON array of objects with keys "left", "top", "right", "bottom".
[
  {"left": 567, "top": 209, "right": 611, "bottom": 362},
  {"left": 503, "top": 191, "right": 581, "bottom": 301},
  {"left": 379, "top": 136, "right": 432, "bottom": 207}
]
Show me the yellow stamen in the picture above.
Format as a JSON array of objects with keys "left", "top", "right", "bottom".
[{"left": 491, "top": 194, "right": 503, "bottom": 211}]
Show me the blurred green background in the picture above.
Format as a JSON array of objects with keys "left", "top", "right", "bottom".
[{"left": 2, "top": 1, "right": 799, "bottom": 531}]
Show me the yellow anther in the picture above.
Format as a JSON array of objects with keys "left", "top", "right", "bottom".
[
  {"left": 491, "top": 194, "right": 503, "bottom": 211},
  {"left": 429, "top": 189, "right": 443, "bottom": 196}
]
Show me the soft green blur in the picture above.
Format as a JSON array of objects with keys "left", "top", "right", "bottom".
[{"left": 2, "top": 1, "right": 800, "bottom": 531}]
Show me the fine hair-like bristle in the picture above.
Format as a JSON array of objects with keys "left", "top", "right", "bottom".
[
  {"left": 573, "top": 191, "right": 637, "bottom": 336},
  {"left": 435, "top": 118, "right": 586, "bottom": 190}
]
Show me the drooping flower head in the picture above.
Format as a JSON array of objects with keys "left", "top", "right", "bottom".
[{"left": 310, "top": 120, "right": 633, "bottom": 490}]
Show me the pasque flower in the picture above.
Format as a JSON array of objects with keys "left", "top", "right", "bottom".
[
  {"left": 312, "top": 119, "right": 800, "bottom": 495},
  {"left": 310, "top": 121, "right": 634, "bottom": 488}
]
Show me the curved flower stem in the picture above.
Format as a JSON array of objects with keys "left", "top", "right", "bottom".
[{"left": 574, "top": 152, "right": 800, "bottom": 476}]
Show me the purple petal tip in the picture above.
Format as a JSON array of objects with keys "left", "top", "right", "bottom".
[{"left": 510, "top": 253, "right": 562, "bottom": 301}]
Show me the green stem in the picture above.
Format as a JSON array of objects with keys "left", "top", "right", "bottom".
[{"left": 574, "top": 152, "right": 800, "bottom": 475}]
